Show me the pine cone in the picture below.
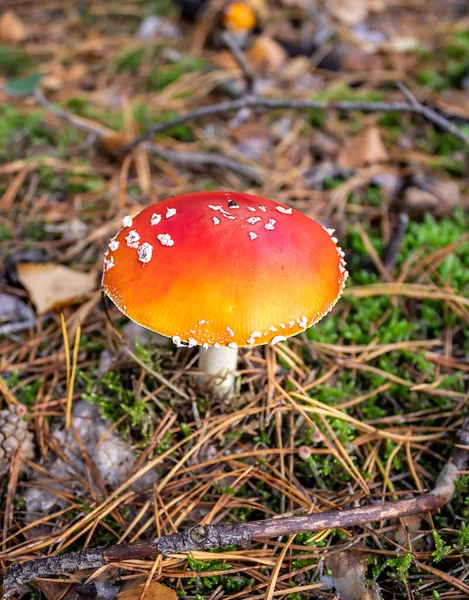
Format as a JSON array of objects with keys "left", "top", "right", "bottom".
[{"left": 0, "top": 405, "right": 34, "bottom": 476}]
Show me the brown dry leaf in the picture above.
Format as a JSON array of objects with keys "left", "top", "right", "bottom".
[
  {"left": 210, "top": 50, "right": 239, "bottom": 70},
  {"left": 246, "top": 36, "right": 288, "bottom": 73},
  {"left": 436, "top": 90, "right": 469, "bottom": 119},
  {"left": 118, "top": 581, "right": 177, "bottom": 600},
  {"left": 329, "top": 0, "right": 368, "bottom": 25},
  {"left": 76, "top": 39, "right": 108, "bottom": 61},
  {"left": 100, "top": 132, "right": 132, "bottom": 158},
  {"left": 17, "top": 263, "right": 97, "bottom": 314},
  {"left": 403, "top": 179, "right": 461, "bottom": 217},
  {"left": 0, "top": 10, "right": 27, "bottom": 44},
  {"left": 41, "top": 62, "right": 88, "bottom": 92},
  {"left": 323, "top": 549, "right": 383, "bottom": 600},
  {"left": 394, "top": 515, "right": 425, "bottom": 551},
  {"left": 337, "top": 127, "right": 389, "bottom": 169}
]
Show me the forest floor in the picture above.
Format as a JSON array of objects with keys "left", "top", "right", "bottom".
[{"left": 0, "top": 1, "right": 468, "bottom": 599}]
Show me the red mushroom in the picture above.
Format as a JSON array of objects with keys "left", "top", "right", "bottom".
[{"left": 102, "top": 191, "right": 347, "bottom": 395}]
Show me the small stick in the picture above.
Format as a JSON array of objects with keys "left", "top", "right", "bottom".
[
  {"left": 397, "top": 82, "right": 469, "bottom": 146},
  {"left": 221, "top": 31, "right": 256, "bottom": 93},
  {"left": 3, "top": 417, "right": 468, "bottom": 597},
  {"left": 145, "top": 144, "right": 262, "bottom": 183},
  {"left": 0, "top": 90, "right": 261, "bottom": 182},
  {"left": 65, "top": 320, "right": 81, "bottom": 430},
  {"left": 383, "top": 213, "right": 409, "bottom": 271},
  {"left": 117, "top": 89, "right": 469, "bottom": 154}
]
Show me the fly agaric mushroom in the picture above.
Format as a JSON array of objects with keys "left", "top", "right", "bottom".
[{"left": 102, "top": 191, "right": 347, "bottom": 395}]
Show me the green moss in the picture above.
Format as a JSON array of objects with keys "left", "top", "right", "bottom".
[
  {"left": 147, "top": 57, "right": 207, "bottom": 91},
  {"left": 0, "top": 106, "right": 51, "bottom": 159},
  {"left": 187, "top": 556, "right": 234, "bottom": 591},
  {"left": 457, "top": 523, "right": 469, "bottom": 553},
  {"left": 387, "top": 553, "right": 412, "bottom": 583},
  {"left": 0, "top": 223, "right": 13, "bottom": 242},
  {"left": 0, "top": 45, "right": 38, "bottom": 77},
  {"left": 80, "top": 369, "right": 154, "bottom": 439},
  {"left": 6, "top": 372, "right": 42, "bottom": 406},
  {"left": 114, "top": 47, "right": 147, "bottom": 73},
  {"left": 431, "top": 531, "right": 452, "bottom": 562}
]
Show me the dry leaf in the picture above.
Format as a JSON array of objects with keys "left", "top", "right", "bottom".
[
  {"left": 337, "top": 127, "right": 389, "bottom": 169},
  {"left": 0, "top": 10, "right": 27, "bottom": 44},
  {"left": 329, "top": 0, "right": 368, "bottom": 25},
  {"left": 403, "top": 179, "right": 461, "bottom": 217},
  {"left": 100, "top": 132, "right": 132, "bottom": 158},
  {"left": 322, "top": 549, "right": 383, "bottom": 600},
  {"left": 394, "top": 515, "right": 425, "bottom": 551},
  {"left": 436, "top": 90, "right": 469, "bottom": 119},
  {"left": 119, "top": 581, "right": 177, "bottom": 600},
  {"left": 77, "top": 39, "right": 108, "bottom": 61},
  {"left": 17, "top": 263, "right": 97, "bottom": 314},
  {"left": 247, "top": 36, "right": 288, "bottom": 73}
]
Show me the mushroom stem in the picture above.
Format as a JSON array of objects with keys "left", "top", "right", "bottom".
[{"left": 198, "top": 347, "right": 238, "bottom": 396}]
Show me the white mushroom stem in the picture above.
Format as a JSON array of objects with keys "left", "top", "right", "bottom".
[{"left": 198, "top": 347, "right": 238, "bottom": 396}]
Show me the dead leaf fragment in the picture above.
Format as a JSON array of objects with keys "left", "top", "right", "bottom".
[
  {"left": 329, "top": 0, "right": 368, "bottom": 25},
  {"left": 394, "top": 515, "right": 425, "bottom": 551},
  {"left": 247, "top": 36, "right": 288, "bottom": 73},
  {"left": 0, "top": 10, "right": 27, "bottom": 44},
  {"left": 436, "top": 90, "right": 469, "bottom": 119},
  {"left": 17, "top": 263, "right": 97, "bottom": 314},
  {"left": 402, "top": 179, "right": 460, "bottom": 216},
  {"left": 338, "top": 127, "right": 389, "bottom": 169},
  {"left": 322, "top": 549, "right": 383, "bottom": 600},
  {"left": 100, "top": 132, "right": 132, "bottom": 158},
  {"left": 118, "top": 581, "right": 177, "bottom": 600}
]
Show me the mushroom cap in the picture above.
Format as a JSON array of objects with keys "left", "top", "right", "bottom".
[
  {"left": 222, "top": 2, "right": 257, "bottom": 33},
  {"left": 102, "top": 191, "right": 347, "bottom": 348}
]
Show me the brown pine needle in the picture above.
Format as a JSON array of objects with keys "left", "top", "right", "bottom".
[
  {"left": 65, "top": 320, "right": 81, "bottom": 431},
  {"left": 60, "top": 314, "right": 71, "bottom": 391}
]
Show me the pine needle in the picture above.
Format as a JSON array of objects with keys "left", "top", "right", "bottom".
[{"left": 65, "top": 320, "right": 81, "bottom": 430}]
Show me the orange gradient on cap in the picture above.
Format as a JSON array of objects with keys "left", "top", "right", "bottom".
[{"left": 102, "top": 191, "right": 347, "bottom": 347}]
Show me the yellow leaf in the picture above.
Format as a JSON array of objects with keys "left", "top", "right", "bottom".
[
  {"left": 119, "top": 582, "right": 177, "bottom": 600},
  {"left": 0, "top": 10, "right": 27, "bottom": 44},
  {"left": 17, "top": 263, "right": 97, "bottom": 314}
]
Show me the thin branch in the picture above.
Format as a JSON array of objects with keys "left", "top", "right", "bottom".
[
  {"left": 0, "top": 90, "right": 262, "bottom": 182},
  {"left": 3, "top": 417, "right": 468, "bottom": 597},
  {"left": 117, "top": 96, "right": 411, "bottom": 153},
  {"left": 221, "top": 31, "right": 256, "bottom": 93},
  {"left": 397, "top": 82, "right": 469, "bottom": 145},
  {"left": 383, "top": 213, "right": 409, "bottom": 271},
  {"left": 34, "top": 91, "right": 109, "bottom": 137},
  {"left": 145, "top": 144, "right": 262, "bottom": 183},
  {"left": 118, "top": 91, "right": 469, "bottom": 154}
]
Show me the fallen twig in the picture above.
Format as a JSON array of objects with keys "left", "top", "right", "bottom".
[
  {"left": 383, "top": 213, "right": 409, "bottom": 271},
  {"left": 3, "top": 417, "right": 468, "bottom": 597},
  {"left": 0, "top": 90, "right": 263, "bottom": 183},
  {"left": 119, "top": 90, "right": 469, "bottom": 154},
  {"left": 221, "top": 31, "right": 256, "bottom": 93},
  {"left": 397, "top": 82, "right": 469, "bottom": 146},
  {"left": 145, "top": 144, "right": 263, "bottom": 183}
]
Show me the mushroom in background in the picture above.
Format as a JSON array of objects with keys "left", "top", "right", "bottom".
[
  {"left": 102, "top": 191, "right": 347, "bottom": 396},
  {"left": 175, "top": 0, "right": 259, "bottom": 47}
]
